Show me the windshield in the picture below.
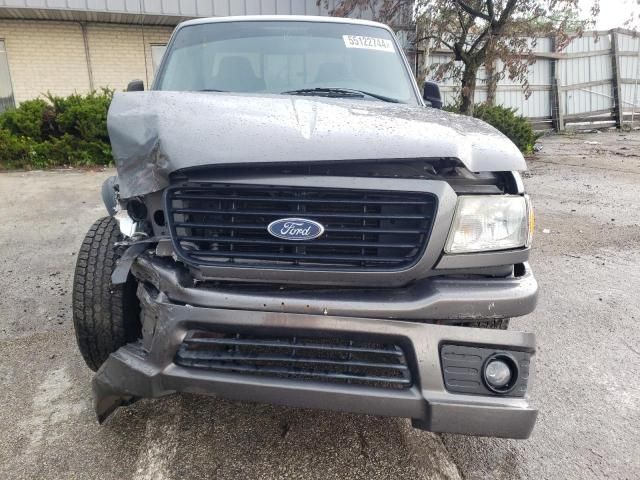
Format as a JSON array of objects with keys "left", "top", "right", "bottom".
[{"left": 155, "top": 21, "right": 418, "bottom": 104}]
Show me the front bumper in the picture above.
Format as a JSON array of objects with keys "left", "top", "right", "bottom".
[
  {"left": 94, "top": 269, "right": 538, "bottom": 438},
  {"left": 132, "top": 255, "right": 538, "bottom": 322}
]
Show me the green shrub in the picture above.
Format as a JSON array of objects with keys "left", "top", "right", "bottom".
[
  {"left": 40, "top": 134, "right": 113, "bottom": 167},
  {"left": 0, "top": 89, "right": 113, "bottom": 170},
  {"left": 445, "top": 103, "right": 539, "bottom": 154},
  {"left": 0, "top": 99, "right": 51, "bottom": 141},
  {"left": 46, "top": 90, "right": 112, "bottom": 143},
  {"left": 443, "top": 103, "right": 461, "bottom": 114},
  {"left": 0, "top": 128, "right": 31, "bottom": 168},
  {"left": 472, "top": 104, "right": 539, "bottom": 154}
]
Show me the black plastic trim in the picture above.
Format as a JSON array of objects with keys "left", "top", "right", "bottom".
[
  {"left": 440, "top": 344, "right": 530, "bottom": 398},
  {"left": 164, "top": 181, "right": 438, "bottom": 273}
]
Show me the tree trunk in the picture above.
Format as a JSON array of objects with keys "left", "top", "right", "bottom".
[
  {"left": 486, "top": 60, "right": 497, "bottom": 106},
  {"left": 460, "top": 64, "right": 479, "bottom": 116}
]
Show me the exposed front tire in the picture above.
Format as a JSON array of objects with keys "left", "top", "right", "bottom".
[{"left": 72, "top": 216, "right": 140, "bottom": 371}]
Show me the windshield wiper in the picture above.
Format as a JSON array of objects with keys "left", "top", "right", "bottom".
[
  {"left": 282, "top": 88, "right": 400, "bottom": 103},
  {"left": 198, "top": 88, "right": 227, "bottom": 92}
]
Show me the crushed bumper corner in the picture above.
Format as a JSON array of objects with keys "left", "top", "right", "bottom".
[{"left": 92, "top": 342, "right": 165, "bottom": 423}]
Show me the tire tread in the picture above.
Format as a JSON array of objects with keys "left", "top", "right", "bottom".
[{"left": 72, "top": 217, "right": 139, "bottom": 371}]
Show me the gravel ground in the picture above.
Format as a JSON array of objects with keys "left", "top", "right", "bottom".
[
  {"left": 443, "top": 131, "right": 640, "bottom": 480},
  {"left": 0, "top": 130, "right": 638, "bottom": 479}
]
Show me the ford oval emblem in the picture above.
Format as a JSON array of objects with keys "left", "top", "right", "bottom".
[{"left": 267, "top": 218, "right": 325, "bottom": 241}]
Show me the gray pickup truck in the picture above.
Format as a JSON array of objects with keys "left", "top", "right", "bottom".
[{"left": 73, "top": 15, "right": 538, "bottom": 439}]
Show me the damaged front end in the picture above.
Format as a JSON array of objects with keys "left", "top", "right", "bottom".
[
  {"left": 91, "top": 153, "right": 538, "bottom": 439},
  {"left": 82, "top": 78, "right": 539, "bottom": 437}
]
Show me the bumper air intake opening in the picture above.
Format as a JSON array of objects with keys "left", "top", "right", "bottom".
[{"left": 174, "top": 330, "right": 414, "bottom": 390}]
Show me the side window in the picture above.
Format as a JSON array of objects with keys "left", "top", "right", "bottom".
[
  {"left": 0, "top": 40, "right": 15, "bottom": 113},
  {"left": 151, "top": 44, "right": 167, "bottom": 74}
]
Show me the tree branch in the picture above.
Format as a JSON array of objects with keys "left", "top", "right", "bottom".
[
  {"left": 487, "top": 0, "right": 495, "bottom": 20},
  {"left": 470, "top": 0, "right": 519, "bottom": 56},
  {"left": 495, "top": 0, "right": 518, "bottom": 29},
  {"left": 456, "top": 8, "right": 465, "bottom": 30},
  {"left": 469, "top": 27, "right": 491, "bottom": 57},
  {"left": 455, "top": 3, "right": 474, "bottom": 37},
  {"left": 454, "top": 0, "right": 491, "bottom": 22},
  {"left": 417, "top": 35, "right": 456, "bottom": 52}
]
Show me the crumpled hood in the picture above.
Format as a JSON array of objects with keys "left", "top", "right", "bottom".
[{"left": 107, "top": 91, "right": 526, "bottom": 198}]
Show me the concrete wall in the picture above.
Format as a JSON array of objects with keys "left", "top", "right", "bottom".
[{"left": 0, "top": 19, "right": 171, "bottom": 104}]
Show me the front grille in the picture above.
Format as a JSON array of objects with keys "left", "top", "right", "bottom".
[
  {"left": 165, "top": 182, "right": 437, "bottom": 270},
  {"left": 174, "top": 331, "right": 413, "bottom": 389}
]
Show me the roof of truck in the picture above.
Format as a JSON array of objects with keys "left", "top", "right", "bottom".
[{"left": 177, "top": 15, "right": 393, "bottom": 31}]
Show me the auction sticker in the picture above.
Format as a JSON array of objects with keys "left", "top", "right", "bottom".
[{"left": 343, "top": 35, "right": 395, "bottom": 52}]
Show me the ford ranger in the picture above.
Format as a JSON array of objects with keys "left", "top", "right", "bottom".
[{"left": 72, "top": 15, "right": 538, "bottom": 438}]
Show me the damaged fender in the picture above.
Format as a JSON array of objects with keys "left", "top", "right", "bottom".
[{"left": 101, "top": 176, "right": 119, "bottom": 216}]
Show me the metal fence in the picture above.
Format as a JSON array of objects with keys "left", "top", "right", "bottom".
[{"left": 423, "top": 29, "right": 640, "bottom": 130}]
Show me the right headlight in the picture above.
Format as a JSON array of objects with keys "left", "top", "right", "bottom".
[{"left": 445, "top": 195, "right": 533, "bottom": 254}]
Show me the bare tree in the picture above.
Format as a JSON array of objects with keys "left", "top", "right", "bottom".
[
  {"left": 317, "top": 0, "right": 413, "bottom": 23},
  {"left": 418, "top": 0, "right": 601, "bottom": 115},
  {"left": 324, "top": 0, "right": 601, "bottom": 115}
]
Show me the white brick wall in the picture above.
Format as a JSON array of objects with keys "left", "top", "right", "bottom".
[
  {"left": 0, "top": 20, "right": 91, "bottom": 103},
  {"left": 86, "top": 23, "right": 172, "bottom": 91},
  {"left": 0, "top": 19, "right": 173, "bottom": 104}
]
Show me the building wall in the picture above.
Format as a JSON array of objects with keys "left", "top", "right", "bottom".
[
  {"left": 0, "top": 20, "right": 91, "bottom": 103},
  {"left": 0, "top": 19, "right": 172, "bottom": 104},
  {"left": 85, "top": 23, "right": 172, "bottom": 90}
]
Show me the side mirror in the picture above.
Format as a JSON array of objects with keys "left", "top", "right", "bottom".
[
  {"left": 423, "top": 81, "right": 443, "bottom": 109},
  {"left": 127, "top": 80, "right": 145, "bottom": 92}
]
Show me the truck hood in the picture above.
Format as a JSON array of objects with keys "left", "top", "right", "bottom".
[{"left": 107, "top": 91, "right": 526, "bottom": 198}]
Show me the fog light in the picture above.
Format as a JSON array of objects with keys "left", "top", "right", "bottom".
[
  {"left": 486, "top": 360, "right": 511, "bottom": 386},
  {"left": 483, "top": 354, "right": 518, "bottom": 393}
]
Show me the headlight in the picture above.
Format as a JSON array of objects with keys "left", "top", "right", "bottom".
[{"left": 445, "top": 195, "right": 532, "bottom": 254}]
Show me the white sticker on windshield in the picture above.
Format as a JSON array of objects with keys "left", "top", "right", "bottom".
[{"left": 343, "top": 35, "right": 395, "bottom": 52}]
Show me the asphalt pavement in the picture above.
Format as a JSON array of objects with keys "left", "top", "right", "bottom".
[{"left": 0, "top": 131, "right": 638, "bottom": 479}]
